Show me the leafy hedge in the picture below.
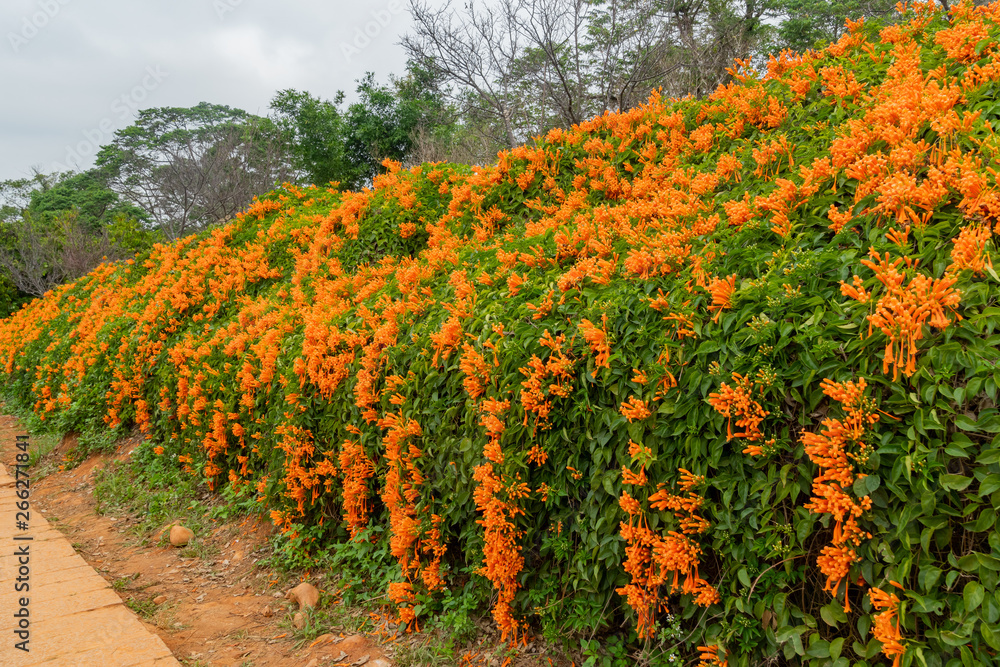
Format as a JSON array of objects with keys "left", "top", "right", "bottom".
[{"left": 4, "top": 2, "right": 1000, "bottom": 664}]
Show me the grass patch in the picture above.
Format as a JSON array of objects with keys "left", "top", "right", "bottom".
[
  {"left": 25, "top": 431, "right": 61, "bottom": 477},
  {"left": 126, "top": 596, "right": 159, "bottom": 619},
  {"left": 94, "top": 440, "right": 216, "bottom": 540},
  {"left": 111, "top": 575, "right": 136, "bottom": 592},
  {"left": 179, "top": 540, "right": 221, "bottom": 560}
]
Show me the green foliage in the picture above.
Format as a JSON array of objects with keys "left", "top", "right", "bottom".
[
  {"left": 0, "top": 273, "right": 29, "bottom": 319},
  {"left": 271, "top": 88, "right": 352, "bottom": 188},
  {"left": 26, "top": 169, "right": 148, "bottom": 232},
  {"left": 271, "top": 67, "right": 457, "bottom": 190},
  {"left": 0, "top": 169, "right": 157, "bottom": 298},
  {"left": 94, "top": 440, "right": 215, "bottom": 539}
]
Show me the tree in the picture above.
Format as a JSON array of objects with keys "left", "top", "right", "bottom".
[
  {"left": 270, "top": 89, "right": 352, "bottom": 187},
  {"left": 393, "top": 58, "right": 483, "bottom": 165},
  {"left": 97, "top": 103, "right": 293, "bottom": 240},
  {"left": 271, "top": 70, "right": 459, "bottom": 189},
  {"left": 28, "top": 169, "right": 148, "bottom": 232},
  {"left": 1, "top": 172, "right": 52, "bottom": 223},
  {"left": 402, "top": 0, "right": 532, "bottom": 149},
  {"left": 770, "top": 0, "right": 896, "bottom": 53},
  {"left": 401, "top": 0, "right": 776, "bottom": 147},
  {"left": 0, "top": 169, "right": 158, "bottom": 300},
  {"left": 0, "top": 209, "right": 125, "bottom": 297},
  {"left": 586, "top": 0, "right": 676, "bottom": 112}
]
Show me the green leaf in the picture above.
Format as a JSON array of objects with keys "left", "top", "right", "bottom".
[
  {"left": 977, "top": 553, "right": 1000, "bottom": 571},
  {"left": 696, "top": 340, "right": 721, "bottom": 355},
  {"left": 941, "top": 474, "right": 973, "bottom": 491},
  {"left": 865, "top": 474, "right": 881, "bottom": 494},
  {"left": 738, "top": 567, "right": 752, "bottom": 587},
  {"left": 983, "top": 621, "right": 1000, "bottom": 651},
  {"left": 829, "top": 637, "right": 844, "bottom": 661},
  {"left": 978, "top": 448, "right": 1000, "bottom": 465},
  {"left": 806, "top": 639, "right": 830, "bottom": 658},
  {"left": 820, "top": 600, "right": 847, "bottom": 627},
  {"left": 979, "top": 474, "right": 1000, "bottom": 497},
  {"left": 964, "top": 581, "right": 984, "bottom": 612},
  {"left": 955, "top": 414, "right": 979, "bottom": 431},
  {"left": 939, "top": 629, "right": 970, "bottom": 646}
]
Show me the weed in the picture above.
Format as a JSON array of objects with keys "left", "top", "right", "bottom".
[
  {"left": 75, "top": 422, "right": 123, "bottom": 457},
  {"left": 126, "top": 597, "right": 158, "bottom": 618},
  {"left": 179, "top": 540, "right": 220, "bottom": 561},
  {"left": 284, "top": 606, "right": 330, "bottom": 648},
  {"left": 393, "top": 632, "right": 465, "bottom": 667},
  {"left": 229, "top": 628, "right": 251, "bottom": 642},
  {"left": 25, "top": 432, "right": 62, "bottom": 478}
]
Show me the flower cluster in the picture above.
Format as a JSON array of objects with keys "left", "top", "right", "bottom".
[
  {"left": 870, "top": 583, "right": 907, "bottom": 666},
  {"left": 708, "top": 372, "right": 769, "bottom": 444},
  {"left": 617, "top": 452, "right": 719, "bottom": 639},
  {"left": 802, "top": 378, "right": 879, "bottom": 613}
]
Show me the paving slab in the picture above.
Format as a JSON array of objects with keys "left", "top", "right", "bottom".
[{"left": 0, "top": 462, "right": 180, "bottom": 666}]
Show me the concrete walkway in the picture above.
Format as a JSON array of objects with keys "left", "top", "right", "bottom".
[{"left": 0, "top": 462, "right": 180, "bottom": 666}]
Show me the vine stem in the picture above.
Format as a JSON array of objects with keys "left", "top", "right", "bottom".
[{"left": 747, "top": 554, "right": 805, "bottom": 601}]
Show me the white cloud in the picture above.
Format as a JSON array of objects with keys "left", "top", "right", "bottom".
[{"left": 0, "top": 0, "right": 440, "bottom": 181}]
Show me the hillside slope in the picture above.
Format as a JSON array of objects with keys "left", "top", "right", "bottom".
[{"left": 5, "top": 2, "right": 1000, "bottom": 663}]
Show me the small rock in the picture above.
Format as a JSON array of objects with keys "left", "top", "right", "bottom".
[
  {"left": 293, "top": 611, "right": 306, "bottom": 629},
  {"left": 352, "top": 656, "right": 370, "bottom": 667},
  {"left": 153, "top": 595, "right": 167, "bottom": 605},
  {"left": 339, "top": 636, "right": 367, "bottom": 652},
  {"left": 261, "top": 605, "right": 273, "bottom": 617},
  {"left": 305, "top": 659, "right": 319, "bottom": 667},
  {"left": 311, "top": 633, "right": 334, "bottom": 647},
  {"left": 169, "top": 525, "right": 194, "bottom": 547},
  {"left": 286, "top": 582, "right": 320, "bottom": 610},
  {"left": 368, "top": 659, "right": 392, "bottom": 667}
]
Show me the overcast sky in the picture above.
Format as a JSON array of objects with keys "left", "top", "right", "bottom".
[{"left": 1, "top": 0, "right": 429, "bottom": 181}]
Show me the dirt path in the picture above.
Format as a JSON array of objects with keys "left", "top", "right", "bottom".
[
  {"left": 0, "top": 460, "right": 180, "bottom": 666},
  {"left": 0, "top": 414, "right": 392, "bottom": 667}
]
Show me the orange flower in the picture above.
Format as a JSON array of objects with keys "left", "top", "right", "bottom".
[
  {"left": 619, "top": 396, "right": 652, "bottom": 422},
  {"left": 869, "top": 586, "right": 906, "bottom": 666},
  {"left": 708, "top": 373, "right": 768, "bottom": 441},
  {"left": 706, "top": 274, "right": 737, "bottom": 322},
  {"left": 526, "top": 444, "right": 548, "bottom": 465},
  {"left": 579, "top": 315, "right": 611, "bottom": 369}
]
